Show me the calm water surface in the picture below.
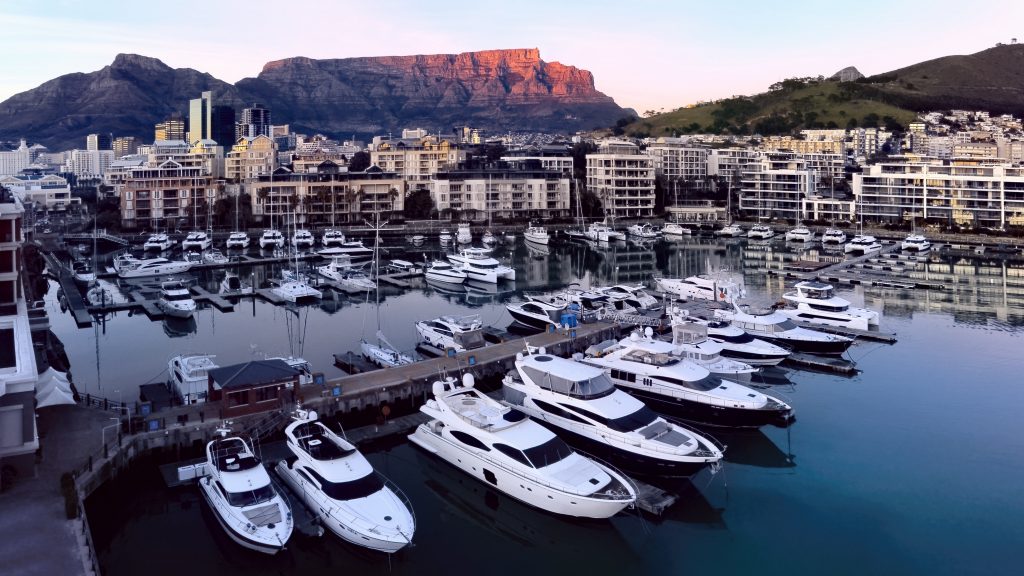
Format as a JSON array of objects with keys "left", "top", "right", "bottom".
[{"left": 64, "top": 235, "right": 1024, "bottom": 575}]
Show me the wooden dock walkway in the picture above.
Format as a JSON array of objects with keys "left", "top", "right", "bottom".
[
  {"left": 191, "top": 286, "right": 235, "bottom": 312},
  {"left": 129, "top": 291, "right": 164, "bottom": 319}
]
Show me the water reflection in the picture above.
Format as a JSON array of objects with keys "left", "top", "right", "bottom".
[
  {"left": 714, "top": 428, "right": 796, "bottom": 469},
  {"left": 162, "top": 316, "right": 197, "bottom": 338}
]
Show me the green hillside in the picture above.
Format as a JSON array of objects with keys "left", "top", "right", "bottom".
[{"left": 627, "top": 79, "right": 917, "bottom": 137}]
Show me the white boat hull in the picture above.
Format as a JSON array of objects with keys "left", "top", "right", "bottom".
[
  {"left": 198, "top": 477, "right": 289, "bottom": 555},
  {"left": 425, "top": 270, "right": 467, "bottom": 284}
]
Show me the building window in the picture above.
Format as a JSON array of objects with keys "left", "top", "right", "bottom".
[
  {"left": 254, "top": 386, "right": 280, "bottom": 403},
  {"left": 0, "top": 327, "right": 14, "bottom": 369},
  {"left": 227, "top": 391, "right": 247, "bottom": 407}
]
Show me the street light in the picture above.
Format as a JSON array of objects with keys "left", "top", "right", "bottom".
[{"left": 101, "top": 418, "right": 119, "bottom": 458}]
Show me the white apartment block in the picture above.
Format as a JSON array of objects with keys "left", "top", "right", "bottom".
[
  {"left": 225, "top": 135, "right": 276, "bottom": 185},
  {"left": 801, "top": 152, "right": 845, "bottom": 181},
  {"left": 64, "top": 149, "right": 114, "bottom": 178},
  {"left": 119, "top": 161, "right": 218, "bottom": 230},
  {"left": 707, "top": 148, "right": 761, "bottom": 183},
  {"left": 586, "top": 140, "right": 655, "bottom": 219},
  {"left": 432, "top": 163, "right": 571, "bottom": 219},
  {"left": 0, "top": 174, "right": 79, "bottom": 211},
  {"left": 738, "top": 152, "right": 816, "bottom": 221},
  {"left": 854, "top": 158, "right": 1024, "bottom": 228},
  {"left": 250, "top": 167, "right": 404, "bottom": 226},
  {"left": 0, "top": 140, "right": 33, "bottom": 176},
  {"left": 370, "top": 137, "right": 462, "bottom": 182},
  {"left": 645, "top": 137, "right": 708, "bottom": 184}
]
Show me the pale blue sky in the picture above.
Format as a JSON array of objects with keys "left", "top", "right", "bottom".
[{"left": 2, "top": 0, "right": 1021, "bottom": 113}]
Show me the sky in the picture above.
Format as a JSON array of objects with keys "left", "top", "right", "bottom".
[{"left": 2, "top": 0, "right": 1023, "bottom": 114}]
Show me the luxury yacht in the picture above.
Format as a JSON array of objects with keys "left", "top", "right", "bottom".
[
  {"left": 219, "top": 271, "right": 252, "bottom": 294},
  {"left": 182, "top": 231, "right": 212, "bottom": 251},
  {"left": 226, "top": 232, "right": 250, "bottom": 249},
  {"left": 415, "top": 315, "right": 485, "bottom": 352},
  {"left": 407, "top": 374, "right": 636, "bottom": 519},
  {"left": 661, "top": 222, "right": 691, "bottom": 236},
  {"left": 198, "top": 434, "right": 293, "bottom": 554},
  {"left": 336, "top": 269, "right": 375, "bottom": 292},
  {"left": 584, "top": 221, "right": 623, "bottom": 242},
  {"left": 168, "top": 353, "right": 218, "bottom": 403},
  {"left": 275, "top": 410, "right": 415, "bottom": 552},
  {"left": 581, "top": 332, "right": 794, "bottom": 428},
  {"left": 780, "top": 280, "right": 880, "bottom": 331},
  {"left": 144, "top": 233, "right": 174, "bottom": 251},
  {"left": 523, "top": 225, "right": 550, "bottom": 245},
  {"left": 901, "top": 233, "right": 932, "bottom": 252},
  {"left": 506, "top": 299, "right": 568, "bottom": 331},
  {"left": 259, "top": 229, "right": 285, "bottom": 249},
  {"left": 715, "top": 223, "right": 744, "bottom": 237},
  {"left": 424, "top": 261, "right": 467, "bottom": 284},
  {"left": 746, "top": 224, "right": 775, "bottom": 239},
  {"left": 316, "top": 240, "right": 373, "bottom": 262},
  {"left": 447, "top": 249, "right": 515, "bottom": 283},
  {"left": 627, "top": 223, "right": 661, "bottom": 239},
  {"left": 456, "top": 222, "right": 472, "bottom": 244},
  {"left": 785, "top": 227, "right": 815, "bottom": 242},
  {"left": 155, "top": 281, "right": 196, "bottom": 318},
  {"left": 292, "top": 229, "right": 315, "bottom": 249},
  {"left": 844, "top": 234, "right": 883, "bottom": 255},
  {"left": 502, "top": 349, "right": 724, "bottom": 477},
  {"left": 593, "top": 284, "right": 661, "bottom": 311},
  {"left": 667, "top": 308, "right": 790, "bottom": 366},
  {"left": 713, "top": 303, "right": 853, "bottom": 355},
  {"left": 115, "top": 256, "right": 193, "bottom": 278},
  {"left": 656, "top": 273, "right": 744, "bottom": 303},
  {"left": 321, "top": 229, "right": 346, "bottom": 247},
  {"left": 821, "top": 228, "right": 847, "bottom": 244},
  {"left": 670, "top": 323, "right": 757, "bottom": 378}
]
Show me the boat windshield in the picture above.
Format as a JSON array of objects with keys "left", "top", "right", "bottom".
[
  {"left": 604, "top": 405, "right": 659, "bottom": 432},
  {"left": 455, "top": 330, "right": 486, "bottom": 350},
  {"left": 224, "top": 483, "right": 275, "bottom": 508},
  {"left": 164, "top": 292, "right": 192, "bottom": 301},
  {"left": 521, "top": 365, "right": 616, "bottom": 400},
  {"left": 309, "top": 469, "right": 384, "bottom": 501},
  {"left": 522, "top": 436, "right": 574, "bottom": 469}
]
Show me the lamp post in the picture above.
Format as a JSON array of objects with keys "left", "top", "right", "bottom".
[{"left": 101, "top": 418, "right": 119, "bottom": 458}]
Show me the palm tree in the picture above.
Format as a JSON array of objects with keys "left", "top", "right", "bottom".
[{"left": 387, "top": 186, "right": 400, "bottom": 217}]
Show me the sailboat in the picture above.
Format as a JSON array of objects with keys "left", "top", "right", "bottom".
[
  {"left": 226, "top": 191, "right": 250, "bottom": 249},
  {"left": 565, "top": 178, "right": 588, "bottom": 240},
  {"left": 845, "top": 191, "right": 881, "bottom": 255},
  {"left": 360, "top": 214, "right": 415, "bottom": 368},
  {"left": 272, "top": 207, "right": 322, "bottom": 302},
  {"left": 481, "top": 175, "right": 497, "bottom": 245},
  {"left": 716, "top": 179, "right": 744, "bottom": 237}
]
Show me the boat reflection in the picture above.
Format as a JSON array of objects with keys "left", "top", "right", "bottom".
[
  {"left": 162, "top": 316, "right": 197, "bottom": 338},
  {"left": 713, "top": 428, "right": 796, "bottom": 469}
]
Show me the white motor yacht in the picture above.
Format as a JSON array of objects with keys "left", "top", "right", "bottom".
[
  {"left": 785, "top": 227, "right": 815, "bottom": 242},
  {"left": 523, "top": 225, "right": 550, "bottom": 245},
  {"left": 713, "top": 303, "right": 853, "bottom": 356},
  {"left": 337, "top": 269, "right": 375, "bottom": 292},
  {"left": 482, "top": 230, "right": 497, "bottom": 245},
  {"left": 144, "top": 233, "right": 174, "bottom": 251},
  {"left": 182, "top": 231, "right": 212, "bottom": 251},
  {"left": 901, "top": 233, "right": 932, "bottom": 252},
  {"left": 168, "top": 353, "right": 218, "bottom": 403},
  {"left": 408, "top": 375, "right": 637, "bottom": 519},
  {"left": 456, "top": 222, "right": 472, "bottom": 244},
  {"left": 116, "top": 256, "right": 193, "bottom": 278},
  {"left": 447, "top": 249, "right": 515, "bottom": 283},
  {"left": 661, "top": 222, "right": 691, "bottom": 236},
  {"left": 594, "top": 284, "right": 661, "bottom": 311},
  {"left": 844, "top": 234, "right": 883, "bottom": 254},
  {"left": 220, "top": 271, "right": 253, "bottom": 294},
  {"left": 316, "top": 255, "right": 357, "bottom": 282},
  {"left": 581, "top": 333, "right": 794, "bottom": 428},
  {"left": 503, "top": 349, "right": 723, "bottom": 477},
  {"left": 316, "top": 241, "right": 373, "bottom": 262},
  {"left": 321, "top": 229, "right": 346, "bottom": 247},
  {"left": 292, "top": 229, "right": 315, "bottom": 249},
  {"left": 72, "top": 260, "right": 96, "bottom": 287},
  {"left": 656, "top": 273, "right": 744, "bottom": 303},
  {"left": 198, "top": 434, "right": 293, "bottom": 554},
  {"left": 667, "top": 308, "right": 790, "bottom": 366},
  {"left": 669, "top": 323, "right": 757, "bottom": 377},
  {"left": 156, "top": 281, "right": 196, "bottom": 318},
  {"left": 506, "top": 299, "right": 568, "bottom": 331},
  {"left": 627, "top": 223, "right": 661, "bottom": 239},
  {"left": 780, "top": 280, "right": 880, "bottom": 331},
  {"left": 226, "top": 232, "right": 250, "bottom": 249},
  {"left": 424, "top": 261, "right": 467, "bottom": 284},
  {"left": 821, "top": 228, "right": 847, "bottom": 244},
  {"left": 415, "top": 314, "right": 485, "bottom": 352},
  {"left": 259, "top": 229, "right": 285, "bottom": 249},
  {"left": 747, "top": 224, "right": 775, "bottom": 239},
  {"left": 361, "top": 332, "right": 416, "bottom": 368},
  {"left": 715, "top": 223, "right": 745, "bottom": 237},
  {"left": 584, "top": 221, "right": 623, "bottom": 242},
  {"left": 203, "top": 249, "right": 229, "bottom": 265},
  {"left": 275, "top": 410, "right": 415, "bottom": 552}
]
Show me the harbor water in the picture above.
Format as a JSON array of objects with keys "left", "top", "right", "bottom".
[{"left": 55, "top": 234, "right": 1024, "bottom": 575}]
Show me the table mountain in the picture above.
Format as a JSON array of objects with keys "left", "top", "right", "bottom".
[{"left": 0, "top": 49, "right": 625, "bottom": 151}]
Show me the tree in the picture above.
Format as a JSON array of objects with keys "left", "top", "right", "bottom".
[
  {"left": 570, "top": 141, "right": 597, "bottom": 183},
  {"left": 404, "top": 188, "right": 434, "bottom": 219},
  {"left": 348, "top": 151, "right": 371, "bottom": 172}
]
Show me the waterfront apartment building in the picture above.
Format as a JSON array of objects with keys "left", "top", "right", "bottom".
[
  {"left": 250, "top": 164, "right": 404, "bottom": 226},
  {"left": 761, "top": 135, "right": 845, "bottom": 155},
  {"left": 738, "top": 151, "right": 816, "bottom": 221},
  {"left": 370, "top": 136, "right": 462, "bottom": 182},
  {"left": 707, "top": 148, "right": 762, "bottom": 183},
  {"left": 225, "top": 135, "right": 277, "bottom": 184},
  {"left": 119, "top": 160, "right": 218, "bottom": 230},
  {"left": 853, "top": 157, "right": 1024, "bottom": 229},
  {"left": 432, "top": 160, "right": 571, "bottom": 220},
  {"left": 500, "top": 145, "right": 574, "bottom": 176},
  {"left": 0, "top": 190, "right": 41, "bottom": 469},
  {"left": 586, "top": 140, "right": 655, "bottom": 219},
  {"left": 0, "top": 173, "right": 79, "bottom": 211},
  {"left": 645, "top": 137, "right": 709, "bottom": 184}
]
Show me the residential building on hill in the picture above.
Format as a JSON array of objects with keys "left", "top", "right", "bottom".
[
  {"left": 738, "top": 151, "right": 816, "bottom": 222},
  {"left": 645, "top": 137, "right": 709, "bottom": 185},
  {"left": 586, "top": 140, "right": 655, "bottom": 219}
]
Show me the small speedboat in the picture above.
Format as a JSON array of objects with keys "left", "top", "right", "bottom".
[{"left": 155, "top": 281, "right": 196, "bottom": 318}]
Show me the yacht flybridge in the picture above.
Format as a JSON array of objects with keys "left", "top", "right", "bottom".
[
  {"left": 669, "top": 323, "right": 757, "bottom": 378},
  {"left": 780, "top": 280, "right": 880, "bottom": 331},
  {"left": 144, "top": 233, "right": 174, "bottom": 251},
  {"left": 667, "top": 308, "right": 790, "bottom": 366},
  {"left": 821, "top": 228, "right": 847, "bottom": 245},
  {"left": 155, "top": 281, "right": 196, "bottom": 318},
  {"left": 785, "top": 226, "right": 815, "bottom": 242},
  {"left": 506, "top": 299, "right": 567, "bottom": 331},
  {"left": 321, "top": 229, "right": 346, "bottom": 247},
  {"left": 198, "top": 434, "right": 293, "bottom": 554},
  {"left": 713, "top": 303, "right": 853, "bottom": 356},
  {"left": 408, "top": 375, "right": 637, "bottom": 519},
  {"left": 593, "top": 284, "right": 660, "bottom": 311},
  {"left": 292, "top": 229, "right": 315, "bottom": 249},
  {"left": 581, "top": 332, "right": 794, "bottom": 428},
  {"left": 447, "top": 248, "right": 515, "bottom": 284},
  {"left": 502, "top": 349, "right": 724, "bottom": 477},
  {"left": 901, "top": 233, "right": 932, "bottom": 252},
  {"left": 226, "top": 232, "right": 250, "bottom": 249},
  {"left": 845, "top": 234, "right": 883, "bottom": 255},
  {"left": 182, "top": 231, "right": 212, "bottom": 251},
  {"left": 259, "top": 229, "right": 285, "bottom": 249},
  {"left": 275, "top": 410, "right": 415, "bottom": 553},
  {"left": 168, "top": 353, "right": 218, "bottom": 403}
]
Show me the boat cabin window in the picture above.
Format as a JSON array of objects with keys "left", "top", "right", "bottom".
[
  {"left": 521, "top": 366, "right": 615, "bottom": 400},
  {"left": 657, "top": 374, "right": 723, "bottom": 392},
  {"left": 164, "top": 291, "right": 192, "bottom": 301},
  {"left": 809, "top": 302, "right": 848, "bottom": 312},
  {"left": 565, "top": 403, "right": 659, "bottom": 433},
  {"left": 450, "top": 430, "right": 490, "bottom": 451},
  {"left": 532, "top": 399, "right": 590, "bottom": 424},
  {"left": 609, "top": 368, "right": 637, "bottom": 383},
  {"left": 773, "top": 319, "right": 798, "bottom": 332},
  {"left": 455, "top": 331, "right": 485, "bottom": 350},
  {"left": 522, "top": 436, "right": 574, "bottom": 468},
  {"left": 715, "top": 332, "right": 754, "bottom": 344},
  {"left": 307, "top": 468, "right": 384, "bottom": 501},
  {"left": 224, "top": 483, "right": 275, "bottom": 507},
  {"left": 493, "top": 443, "right": 533, "bottom": 467}
]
